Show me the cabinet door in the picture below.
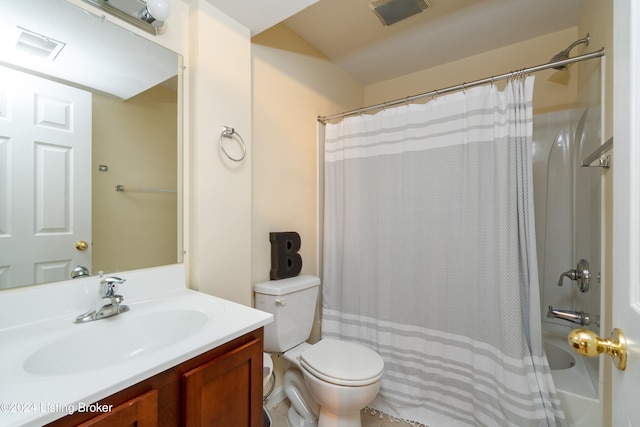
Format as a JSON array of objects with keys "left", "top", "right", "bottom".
[
  {"left": 182, "top": 338, "right": 263, "bottom": 427},
  {"left": 76, "top": 389, "right": 158, "bottom": 427}
]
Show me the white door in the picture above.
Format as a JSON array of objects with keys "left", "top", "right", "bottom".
[
  {"left": 612, "top": 0, "right": 640, "bottom": 424},
  {"left": 0, "top": 65, "right": 91, "bottom": 288}
]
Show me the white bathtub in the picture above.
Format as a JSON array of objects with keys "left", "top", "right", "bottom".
[{"left": 543, "top": 325, "right": 602, "bottom": 427}]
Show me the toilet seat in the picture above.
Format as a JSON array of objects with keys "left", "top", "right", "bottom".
[{"left": 299, "top": 339, "right": 384, "bottom": 386}]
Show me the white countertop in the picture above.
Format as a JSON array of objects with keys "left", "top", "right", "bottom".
[{"left": 0, "top": 264, "right": 272, "bottom": 427}]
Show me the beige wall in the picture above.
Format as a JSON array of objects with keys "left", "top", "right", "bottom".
[
  {"left": 251, "top": 24, "right": 363, "bottom": 286},
  {"left": 92, "top": 86, "right": 178, "bottom": 274},
  {"left": 185, "top": 0, "right": 254, "bottom": 305}
]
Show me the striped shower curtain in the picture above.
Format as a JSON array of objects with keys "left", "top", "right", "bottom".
[{"left": 321, "top": 76, "right": 566, "bottom": 426}]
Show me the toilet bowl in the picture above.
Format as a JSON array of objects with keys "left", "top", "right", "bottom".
[
  {"left": 255, "top": 276, "right": 385, "bottom": 427},
  {"left": 302, "top": 373, "right": 381, "bottom": 427},
  {"left": 299, "top": 339, "right": 383, "bottom": 427}
]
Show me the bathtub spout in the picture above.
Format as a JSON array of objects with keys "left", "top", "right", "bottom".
[{"left": 547, "top": 306, "right": 591, "bottom": 326}]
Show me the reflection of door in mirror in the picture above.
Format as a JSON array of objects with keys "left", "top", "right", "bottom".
[{"left": 0, "top": 64, "right": 91, "bottom": 289}]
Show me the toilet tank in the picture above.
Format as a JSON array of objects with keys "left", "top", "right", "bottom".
[{"left": 254, "top": 275, "right": 320, "bottom": 353}]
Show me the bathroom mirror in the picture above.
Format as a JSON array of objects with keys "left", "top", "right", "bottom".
[{"left": 0, "top": 0, "right": 182, "bottom": 290}]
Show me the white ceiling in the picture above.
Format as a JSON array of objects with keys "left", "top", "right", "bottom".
[
  {"left": 206, "top": 0, "right": 319, "bottom": 36},
  {"left": 212, "top": 0, "right": 586, "bottom": 86}
]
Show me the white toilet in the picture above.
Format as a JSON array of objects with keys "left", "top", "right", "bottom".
[{"left": 255, "top": 275, "right": 384, "bottom": 427}]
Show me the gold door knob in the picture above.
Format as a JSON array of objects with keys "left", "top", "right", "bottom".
[
  {"left": 568, "top": 328, "right": 627, "bottom": 370},
  {"left": 75, "top": 240, "right": 89, "bottom": 251}
]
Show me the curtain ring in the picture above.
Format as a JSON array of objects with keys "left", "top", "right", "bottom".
[{"left": 219, "top": 126, "right": 246, "bottom": 162}]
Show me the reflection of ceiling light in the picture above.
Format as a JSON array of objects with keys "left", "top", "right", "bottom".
[
  {"left": 80, "top": 0, "right": 171, "bottom": 35},
  {"left": 15, "top": 27, "right": 66, "bottom": 61},
  {"left": 370, "top": 0, "right": 430, "bottom": 26}
]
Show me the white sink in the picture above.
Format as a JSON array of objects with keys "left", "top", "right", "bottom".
[{"left": 23, "top": 308, "right": 208, "bottom": 375}]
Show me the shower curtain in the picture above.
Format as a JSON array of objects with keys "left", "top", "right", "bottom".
[{"left": 321, "top": 76, "right": 565, "bottom": 426}]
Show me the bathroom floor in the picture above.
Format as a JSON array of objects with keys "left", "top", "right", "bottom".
[{"left": 267, "top": 399, "right": 416, "bottom": 427}]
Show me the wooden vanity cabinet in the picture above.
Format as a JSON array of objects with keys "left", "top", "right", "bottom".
[{"left": 46, "top": 328, "right": 264, "bottom": 427}]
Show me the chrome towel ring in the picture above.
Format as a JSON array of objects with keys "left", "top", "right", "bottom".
[{"left": 219, "top": 126, "right": 246, "bottom": 162}]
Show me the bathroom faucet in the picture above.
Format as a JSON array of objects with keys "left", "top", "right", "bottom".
[
  {"left": 547, "top": 306, "right": 594, "bottom": 326},
  {"left": 74, "top": 277, "right": 129, "bottom": 323}
]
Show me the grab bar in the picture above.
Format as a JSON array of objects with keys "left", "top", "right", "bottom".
[{"left": 581, "top": 137, "right": 613, "bottom": 168}]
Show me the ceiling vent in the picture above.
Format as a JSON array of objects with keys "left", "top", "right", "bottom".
[
  {"left": 15, "top": 27, "right": 66, "bottom": 61},
  {"left": 370, "top": 0, "right": 430, "bottom": 26}
]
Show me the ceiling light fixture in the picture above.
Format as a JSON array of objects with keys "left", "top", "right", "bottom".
[
  {"left": 369, "top": 0, "right": 430, "bottom": 26},
  {"left": 80, "top": 0, "right": 171, "bottom": 35}
]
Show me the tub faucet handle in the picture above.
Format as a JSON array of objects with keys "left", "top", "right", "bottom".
[{"left": 557, "top": 259, "right": 590, "bottom": 293}]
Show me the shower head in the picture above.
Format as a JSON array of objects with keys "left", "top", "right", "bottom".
[{"left": 549, "top": 33, "right": 590, "bottom": 70}]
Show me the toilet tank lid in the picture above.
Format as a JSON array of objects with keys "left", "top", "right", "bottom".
[{"left": 254, "top": 275, "right": 320, "bottom": 296}]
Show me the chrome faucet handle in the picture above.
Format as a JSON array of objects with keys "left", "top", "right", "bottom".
[
  {"left": 557, "top": 259, "right": 590, "bottom": 293},
  {"left": 99, "top": 276, "right": 126, "bottom": 298},
  {"left": 74, "top": 277, "right": 128, "bottom": 323},
  {"left": 557, "top": 270, "right": 577, "bottom": 286}
]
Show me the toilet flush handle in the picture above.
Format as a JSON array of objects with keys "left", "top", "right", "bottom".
[{"left": 275, "top": 297, "right": 286, "bottom": 306}]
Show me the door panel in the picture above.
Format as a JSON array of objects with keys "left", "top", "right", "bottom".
[{"left": 612, "top": 0, "right": 640, "bottom": 424}]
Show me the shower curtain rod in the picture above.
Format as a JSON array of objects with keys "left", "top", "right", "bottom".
[{"left": 317, "top": 48, "right": 605, "bottom": 123}]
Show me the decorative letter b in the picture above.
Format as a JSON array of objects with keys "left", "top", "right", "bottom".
[{"left": 269, "top": 232, "right": 302, "bottom": 280}]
